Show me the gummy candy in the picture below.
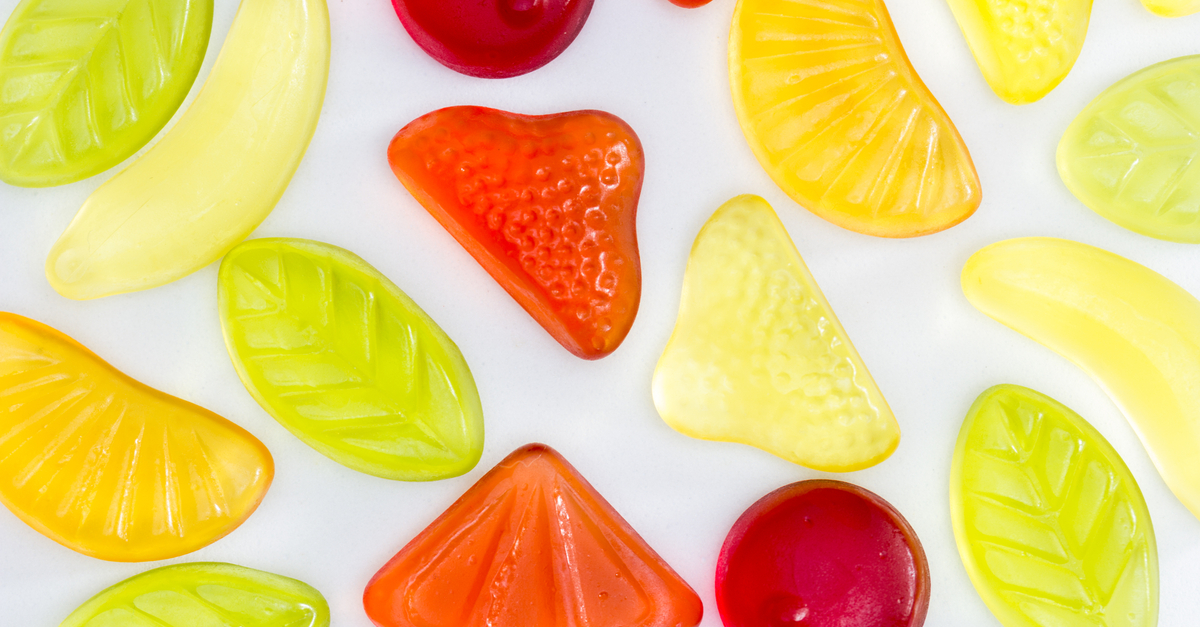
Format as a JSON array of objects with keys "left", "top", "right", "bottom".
[
  {"left": 0, "top": 0, "right": 211, "bottom": 187},
  {"left": 1142, "top": 0, "right": 1199, "bottom": 16},
  {"left": 951, "top": 385, "right": 1157, "bottom": 627},
  {"left": 653, "top": 195, "right": 898, "bottom": 471},
  {"left": 363, "top": 443, "right": 703, "bottom": 627},
  {"left": 963, "top": 237, "right": 1200, "bottom": 521},
  {"left": 45, "top": 0, "right": 330, "bottom": 300},
  {"left": 1058, "top": 55, "right": 1200, "bottom": 242},
  {"left": 667, "top": 0, "right": 712, "bottom": 7},
  {"left": 0, "top": 313, "right": 272, "bottom": 561},
  {"left": 729, "top": 0, "right": 980, "bottom": 237},
  {"left": 716, "top": 480, "right": 930, "bottom": 627},
  {"left": 944, "top": 0, "right": 1091, "bottom": 104},
  {"left": 218, "top": 238, "right": 484, "bottom": 481},
  {"left": 391, "top": 0, "right": 593, "bottom": 78},
  {"left": 59, "top": 562, "right": 330, "bottom": 627},
  {"left": 388, "top": 106, "right": 643, "bottom": 359}
]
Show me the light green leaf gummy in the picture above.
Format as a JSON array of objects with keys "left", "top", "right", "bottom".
[
  {"left": 1058, "top": 55, "right": 1200, "bottom": 242},
  {"left": 0, "top": 0, "right": 212, "bottom": 187},
  {"left": 59, "top": 562, "right": 330, "bottom": 627},
  {"left": 218, "top": 238, "right": 484, "bottom": 481}
]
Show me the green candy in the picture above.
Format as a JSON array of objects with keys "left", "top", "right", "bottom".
[
  {"left": 1058, "top": 55, "right": 1200, "bottom": 243},
  {"left": 0, "top": 0, "right": 211, "bottom": 187},
  {"left": 218, "top": 238, "right": 485, "bottom": 481},
  {"left": 59, "top": 562, "right": 329, "bottom": 627}
]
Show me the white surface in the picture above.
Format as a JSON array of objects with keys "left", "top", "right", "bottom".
[{"left": 1, "top": 0, "right": 1199, "bottom": 624}]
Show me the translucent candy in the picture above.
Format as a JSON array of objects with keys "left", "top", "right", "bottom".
[
  {"left": 45, "top": 0, "right": 330, "bottom": 299},
  {"left": 653, "top": 195, "right": 899, "bottom": 471},
  {"left": 388, "top": 106, "right": 643, "bottom": 359},
  {"left": 717, "top": 480, "right": 930, "bottom": 627},
  {"left": 218, "top": 238, "right": 484, "bottom": 481},
  {"left": 963, "top": 237, "right": 1200, "bottom": 521},
  {"left": 1142, "top": 0, "right": 1199, "bottom": 17},
  {"left": 729, "top": 0, "right": 980, "bottom": 237},
  {"left": 59, "top": 563, "right": 329, "bottom": 627},
  {"left": 0, "top": 313, "right": 272, "bottom": 561},
  {"left": 952, "top": 385, "right": 1157, "bottom": 627},
  {"left": 1058, "top": 55, "right": 1200, "bottom": 242},
  {"left": 364, "top": 443, "right": 703, "bottom": 627}
]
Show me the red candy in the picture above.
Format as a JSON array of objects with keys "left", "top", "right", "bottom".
[
  {"left": 388, "top": 106, "right": 644, "bottom": 359},
  {"left": 716, "top": 480, "right": 930, "bottom": 627},
  {"left": 391, "top": 0, "right": 594, "bottom": 78}
]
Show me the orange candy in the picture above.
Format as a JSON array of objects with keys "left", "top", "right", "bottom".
[{"left": 363, "top": 443, "right": 703, "bottom": 627}]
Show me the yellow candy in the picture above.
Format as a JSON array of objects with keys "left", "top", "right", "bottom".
[
  {"left": 1142, "top": 0, "right": 1199, "bottom": 16},
  {"left": 45, "top": 0, "right": 330, "bottom": 300},
  {"left": 653, "top": 195, "right": 899, "bottom": 471},
  {"left": 0, "top": 313, "right": 273, "bottom": 561},
  {"left": 963, "top": 237, "right": 1200, "bottom": 521},
  {"left": 729, "top": 0, "right": 981, "bottom": 238},
  {"left": 945, "top": 0, "right": 1091, "bottom": 104},
  {"left": 952, "top": 384, "right": 1157, "bottom": 627}
]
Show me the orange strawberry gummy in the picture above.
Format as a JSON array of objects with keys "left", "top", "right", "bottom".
[
  {"left": 387, "top": 107, "right": 644, "bottom": 359},
  {"left": 362, "top": 443, "right": 703, "bottom": 627}
]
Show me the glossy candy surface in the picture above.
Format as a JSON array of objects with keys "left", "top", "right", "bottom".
[
  {"left": 951, "top": 385, "right": 1157, "bottom": 627},
  {"left": 0, "top": 0, "right": 211, "bottom": 187},
  {"left": 1058, "top": 55, "right": 1200, "bottom": 242},
  {"left": 0, "top": 313, "right": 272, "bottom": 561},
  {"left": 59, "top": 562, "right": 330, "bottom": 627},
  {"left": 1142, "top": 0, "right": 1199, "bottom": 16},
  {"left": 363, "top": 443, "right": 703, "bottom": 627},
  {"left": 391, "top": 0, "right": 593, "bottom": 78},
  {"left": 388, "top": 106, "right": 643, "bottom": 359},
  {"left": 963, "top": 237, "right": 1200, "bottom": 521},
  {"left": 729, "top": 0, "right": 981, "bottom": 237},
  {"left": 653, "top": 195, "right": 898, "bottom": 471},
  {"left": 218, "top": 238, "right": 484, "bottom": 481},
  {"left": 945, "top": 0, "right": 1091, "bottom": 103},
  {"left": 716, "top": 480, "right": 930, "bottom": 627},
  {"left": 45, "top": 0, "right": 330, "bottom": 300}
]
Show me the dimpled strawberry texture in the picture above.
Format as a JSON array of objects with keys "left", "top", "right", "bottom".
[{"left": 389, "top": 107, "right": 644, "bottom": 359}]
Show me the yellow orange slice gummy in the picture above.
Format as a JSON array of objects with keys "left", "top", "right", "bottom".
[
  {"left": 945, "top": 0, "right": 1092, "bottom": 104},
  {"left": 653, "top": 195, "right": 899, "bottom": 471},
  {"left": 729, "top": 0, "right": 981, "bottom": 237},
  {"left": 0, "top": 313, "right": 273, "bottom": 561}
]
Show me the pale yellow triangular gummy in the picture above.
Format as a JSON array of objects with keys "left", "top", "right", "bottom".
[{"left": 652, "top": 195, "right": 899, "bottom": 471}]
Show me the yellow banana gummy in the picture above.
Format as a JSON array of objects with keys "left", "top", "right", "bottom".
[
  {"left": 0, "top": 313, "right": 273, "bottom": 561},
  {"left": 963, "top": 237, "right": 1200, "bottom": 521},
  {"left": 1142, "top": 0, "right": 1199, "bottom": 16},
  {"left": 653, "top": 195, "right": 899, "bottom": 471},
  {"left": 45, "top": 0, "right": 330, "bottom": 300}
]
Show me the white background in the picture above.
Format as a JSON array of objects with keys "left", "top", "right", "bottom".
[{"left": 1, "top": 0, "right": 1199, "bottom": 624}]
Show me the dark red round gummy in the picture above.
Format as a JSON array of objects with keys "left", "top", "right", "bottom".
[
  {"left": 716, "top": 480, "right": 930, "bottom": 627},
  {"left": 391, "top": 0, "right": 595, "bottom": 78}
]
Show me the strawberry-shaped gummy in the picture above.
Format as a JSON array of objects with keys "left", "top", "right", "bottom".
[
  {"left": 388, "top": 106, "right": 644, "bottom": 359},
  {"left": 391, "top": 0, "right": 594, "bottom": 78}
]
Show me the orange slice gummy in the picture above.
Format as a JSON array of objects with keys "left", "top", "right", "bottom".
[
  {"left": 0, "top": 313, "right": 273, "bottom": 561},
  {"left": 729, "top": 0, "right": 982, "bottom": 237},
  {"left": 363, "top": 443, "right": 703, "bottom": 627}
]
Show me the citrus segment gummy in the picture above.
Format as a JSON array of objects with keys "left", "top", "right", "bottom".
[
  {"left": 45, "top": 0, "right": 330, "bottom": 300},
  {"left": 363, "top": 443, "right": 703, "bottom": 627},
  {"left": 0, "top": 0, "right": 211, "bottom": 187},
  {"left": 1058, "top": 55, "right": 1200, "bottom": 242},
  {"left": 951, "top": 385, "right": 1157, "bottom": 627},
  {"left": 1141, "top": 0, "right": 1199, "bottom": 16},
  {"left": 945, "top": 0, "right": 1092, "bottom": 104},
  {"left": 652, "top": 195, "right": 899, "bottom": 471},
  {"left": 963, "top": 237, "right": 1200, "bottom": 522},
  {"left": 218, "top": 238, "right": 484, "bottom": 481},
  {"left": 0, "top": 313, "right": 272, "bottom": 561},
  {"left": 388, "top": 106, "right": 643, "bottom": 359},
  {"left": 729, "top": 0, "right": 981, "bottom": 237},
  {"left": 59, "top": 562, "right": 330, "bottom": 627},
  {"left": 716, "top": 480, "right": 930, "bottom": 627}
]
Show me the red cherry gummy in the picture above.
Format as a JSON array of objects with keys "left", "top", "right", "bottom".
[
  {"left": 716, "top": 480, "right": 930, "bottom": 627},
  {"left": 391, "top": 0, "right": 594, "bottom": 78},
  {"left": 669, "top": 0, "right": 713, "bottom": 7},
  {"left": 363, "top": 443, "right": 703, "bottom": 627},
  {"left": 388, "top": 106, "right": 644, "bottom": 359}
]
